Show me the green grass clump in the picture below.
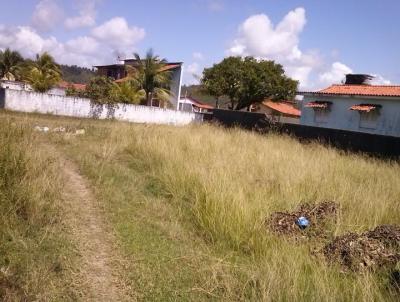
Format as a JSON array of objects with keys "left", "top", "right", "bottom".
[{"left": 0, "top": 118, "right": 77, "bottom": 301}]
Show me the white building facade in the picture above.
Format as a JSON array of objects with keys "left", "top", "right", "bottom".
[{"left": 300, "top": 84, "right": 400, "bottom": 137}]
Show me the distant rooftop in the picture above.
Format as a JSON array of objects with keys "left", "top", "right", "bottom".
[
  {"left": 123, "top": 58, "right": 183, "bottom": 65},
  {"left": 94, "top": 60, "right": 182, "bottom": 69},
  {"left": 262, "top": 100, "right": 301, "bottom": 117},
  {"left": 301, "top": 84, "right": 400, "bottom": 98}
]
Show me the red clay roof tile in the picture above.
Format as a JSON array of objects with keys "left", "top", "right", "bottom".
[
  {"left": 263, "top": 100, "right": 301, "bottom": 117},
  {"left": 350, "top": 104, "right": 381, "bottom": 112},
  {"left": 58, "top": 81, "right": 86, "bottom": 91},
  {"left": 303, "top": 84, "right": 400, "bottom": 97}
]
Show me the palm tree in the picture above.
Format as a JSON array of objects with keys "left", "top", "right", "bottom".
[
  {"left": 0, "top": 48, "right": 24, "bottom": 80},
  {"left": 127, "top": 49, "right": 172, "bottom": 107},
  {"left": 111, "top": 81, "right": 145, "bottom": 104},
  {"left": 23, "top": 52, "right": 61, "bottom": 92}
]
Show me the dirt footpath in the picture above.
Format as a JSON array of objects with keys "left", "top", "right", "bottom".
[{"left": 56, "top": 149, "right": 131, "bottom": 301}]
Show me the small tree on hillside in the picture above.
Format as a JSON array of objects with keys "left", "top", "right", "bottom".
[{"left": 201, "top": 56, "right": 298, "bottom": 110}]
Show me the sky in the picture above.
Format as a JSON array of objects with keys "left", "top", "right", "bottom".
[{"left": 0, "top": 0, "right": 399, "bottom": 89}]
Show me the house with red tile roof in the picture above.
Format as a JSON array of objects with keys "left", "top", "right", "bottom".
[
  {"left": 57, "top": 81, "right": 87, "bottom": 92},
  {"left": 94, "top": 59, "right": 183, "bottom": 109},
  {"left": 252, "top": 100, "right": 300, "bottom": 124},
  {"left": 300, "top": 74, "right": 400, "bottom": 137},
  {"left": 178, "top": 96, "right": 214, "bottom": 113}
]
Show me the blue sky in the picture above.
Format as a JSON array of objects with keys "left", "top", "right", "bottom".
[{"left": 0, "top": 0, "right": 399, "bottom": 88}]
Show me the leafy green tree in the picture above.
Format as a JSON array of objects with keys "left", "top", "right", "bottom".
[
  {"left": 84, "top": 76, "right": 115, "bottom": 104},
  {"left": 202, "top": 57, "right": 242, "bottom": 109},
  {"left": 0, "top": 48, "right": 24, "bottom": 81},
  {"left": 65, "top": 86, "right": 87, "bottom": 98},
  {"left": 128, "top": 49, "right": 172, "bottom": 106},
  {"left": 85, "top": 76, "right": 144, "bottom": 105},
  {"left": 22, "top": 52, "right": 61, "bottom": 92},
  {"left": 201, "top": 56, "right": 298, "bottom": 110}
]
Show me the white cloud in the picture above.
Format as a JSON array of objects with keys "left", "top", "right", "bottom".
[
  {"left": 228, "top": 8, "right": 306, "bottom": 60},
  {"left": 370, "top": 74, "right": 391, "bottom": 85},
  {"left": 0, "top": 26, "right": 56, "bottom": 58},
  {"left": 285, "top": 66, "right": 312, "bottom": 88},
  {"left": 64, "top": 0, "right": 97, "bottom": 30},
  {"left": 65, "top": 15, "right": 95, "bottom": 30},
  {"left": 65, "top": 36, "right": 99, "bottom": 55},
  {"left": 183, "top": 62, "right": 202, "bottom": 85},
  {"left": 0, "top": 13, "right": 146, "bottom": 68},
  {"left": 31, "top": 0, "right": 64, "bottom": 32},
  {"left": 186, "top": 62, "right": 199, "bottom": 74},
  {"left": 0, "top": 25, "right": 105, "bottom": 67},
  {"left": 227, "top": 8, "right": 319, "bottom": 88},
  {"left": 91, "top": 17, "right": 145, "bottom": 50},
  {"left": 226, "top": 8, "right": 394, "bottom": 89},
  {"left": 193, "top": 52, "right": 204, "bottom": 60},
  {"left": 319, "top": 62, "right": 353, "bottom": 85}
]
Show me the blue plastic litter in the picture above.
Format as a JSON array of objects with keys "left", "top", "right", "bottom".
[{"left": 296, "top": 216, "right": 309, "bottom": 230}]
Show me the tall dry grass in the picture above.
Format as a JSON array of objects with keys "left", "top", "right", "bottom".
[
  {"left": 26, "top": 111, "right": 398, "bottom": 301},
  {"left": 106, "top": 122, "right": 399, "bottom": 301},
  {"left": 0, "top": 117, "right": 77, "bottom": 301}
]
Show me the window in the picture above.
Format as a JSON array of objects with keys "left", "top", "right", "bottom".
[
  {"left": 314, "top": 109, "right": 329, "bottom": 123},
  {"left": 359, "top": 111, "right": 379, "bottom": 129}
]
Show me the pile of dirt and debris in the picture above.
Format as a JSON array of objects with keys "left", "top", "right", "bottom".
[
  {"left": 323, "top": 225, "right": 400, "bottom": 271},
  {"left": 266, "top": 201, "right": 338, "bottom": 238}
]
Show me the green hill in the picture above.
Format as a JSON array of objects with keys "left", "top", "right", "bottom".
[{"left": 60, "top": 65, "right": 96, "bottom": 84}]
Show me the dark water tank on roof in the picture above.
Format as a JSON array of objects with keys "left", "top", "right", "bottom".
[{"left": 345, "top": 74, "right": 374, "bottom": 85}]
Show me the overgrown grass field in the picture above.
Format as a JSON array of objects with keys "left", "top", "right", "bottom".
[
  {"left": 2, "top": 111, "right": 400, "bottom": 301},
  {"left": 0, "top": 117, "right": 79, "bottom": 301}
]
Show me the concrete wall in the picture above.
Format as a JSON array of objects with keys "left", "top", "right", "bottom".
[
  {"left": 300, "top": 95, "right": 400, "bottom": 137},
  {"left": 1, "top": 80, "right": 33, "bottom": 91},
  {"left": 169, "top": 66, "right": 183, "bottom": 110},
  {"left": 0, "top": 80, "right": 66, "bottom": 96},
  {"left": 0, "top": 88, "right": 198, "bottom": 126}
]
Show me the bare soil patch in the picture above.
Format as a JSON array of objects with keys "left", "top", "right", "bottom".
[{"left": 54, "top": 148, "right": 131, "bottom": 301}]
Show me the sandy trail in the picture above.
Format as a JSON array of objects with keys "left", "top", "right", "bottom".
[{"left": 55, "top": 149, "right": 130, "bottom": 301}]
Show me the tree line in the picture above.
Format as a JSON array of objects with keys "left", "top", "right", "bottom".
[
  {"left": 0, "top": 48, "right": 173, "bottom": 106},
  {"left": 60, "top": 65, "right": 96, "bottom": 84},
  {"left": 0, "top": 49, "right": 62, "bottom": 93},
  {"left": 1, "top": 47, "right": 298, "bottom": 109}
]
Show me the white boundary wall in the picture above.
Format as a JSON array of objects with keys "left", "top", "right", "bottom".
[{"left": 1, "top": 89, "right": 199, "bottom": 125}]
